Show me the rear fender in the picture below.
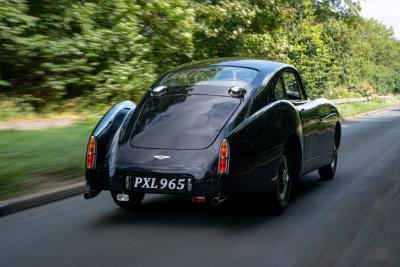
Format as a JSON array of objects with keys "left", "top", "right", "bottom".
[
  {"left": 85, "top": 100, "right": 136, "bottom": 190},
  {"left": 223, "top": 101, "right": 302, "bottom": 193}
]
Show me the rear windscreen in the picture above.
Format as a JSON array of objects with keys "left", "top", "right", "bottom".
[{"left": 159, "top": 66, "right": 258, "bottom": 88}]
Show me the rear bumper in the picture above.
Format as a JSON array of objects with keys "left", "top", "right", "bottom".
[
  {"left": 86, "top": 172, "right": 277, "bottom": 197},
  {"left": 85, "top": 151, "right": 279, "bottom": 196},
  {"left": 86, "top": 168, "right": 221, "bottom": 196}
]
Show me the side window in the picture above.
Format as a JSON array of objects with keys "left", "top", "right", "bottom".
[
  {"left": 283, "top": 71, "right": 303, "bottom": 100},
  {"left": 274, "top": 76, "right": 285, "bottom": 100}
]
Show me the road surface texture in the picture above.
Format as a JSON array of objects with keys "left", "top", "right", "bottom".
[{"left": 1, "top": 109, "right": 399, "bottom": 267}]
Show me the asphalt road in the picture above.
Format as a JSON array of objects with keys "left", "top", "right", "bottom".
[{"left": 1, "top": 109, "right": 400, "bottom": 267}]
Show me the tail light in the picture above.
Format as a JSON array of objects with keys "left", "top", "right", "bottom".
[
  {"left": 86, "top": 136, "right": 96, "bottom": 169},
  {"left": 218, "top": 139, "right": 229, "bottom": 174}
]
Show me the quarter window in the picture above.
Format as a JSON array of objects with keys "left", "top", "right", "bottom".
[
  {"left": 274, "top": 76, "right": 285, "bottom": 100},
  {"left": 283, "top": 71, "right": 303, "bottom": 100}
]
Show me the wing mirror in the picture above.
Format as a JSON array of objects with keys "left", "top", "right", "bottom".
[
  {"left": 229, "top": 86, "right": 246, "bottom": 98},
  {"left": 151, "top": 85, "right": 167, "bottom": 96}
]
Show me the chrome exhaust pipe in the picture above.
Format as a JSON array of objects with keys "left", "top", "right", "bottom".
[
  {"left": 83, "top": 189, "right": 101, "bottom": 200},
  {"left": 211, "top": 195, "right": 227, "bottom": 206}
]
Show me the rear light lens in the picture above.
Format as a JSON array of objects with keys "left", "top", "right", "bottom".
[
  {"left": 86, "top": 136, "right": 96, "bottom": 169},
  {"left": 218, "top": 139, "right": 229, "bottom": 174}
]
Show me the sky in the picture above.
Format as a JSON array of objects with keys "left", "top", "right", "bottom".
[{"left": 360, "top": 0, "right": 400, "bottom": 39}]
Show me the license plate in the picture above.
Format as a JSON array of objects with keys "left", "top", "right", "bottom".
[{"left": 126, "top": 176, "right": 192, "bottom": 192}]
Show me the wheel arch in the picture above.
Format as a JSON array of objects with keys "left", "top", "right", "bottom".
[
  {"left": 335, "top": 121, "right": 341, "bottom": 148},
  {"left": 284, "top": 133, "right": 302, "bottom": 180}
]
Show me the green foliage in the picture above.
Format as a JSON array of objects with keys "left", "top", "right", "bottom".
[
  {"left": 136, "top": 0, "right": 196, "bottom": 73},
  {"left": 0, "top": 0, "right": 399, "bottom": 110}
]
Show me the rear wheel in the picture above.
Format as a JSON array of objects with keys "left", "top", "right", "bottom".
[
  {"left": 270, "top": 152, "right": 292, "bottom": 214},
  {"left": 111, "top": 192, "right": 145, "bottom": 209},
  {"left": 318, "top": 133, "right": 338, "bottom": 180}
]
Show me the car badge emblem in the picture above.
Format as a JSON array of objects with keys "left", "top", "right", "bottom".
[{"left": 153, "top": 155, "right": 171, "bottom": 160}]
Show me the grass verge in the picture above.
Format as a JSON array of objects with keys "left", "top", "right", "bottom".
[
  {"left": 0, "top": 121, "right": 96, "bottom": 200},
  {"left": 337, "top": 97, "right": 399, "bottom": 117}
]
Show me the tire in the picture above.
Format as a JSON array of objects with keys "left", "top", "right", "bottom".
[
  {"left": 111, "top": 192, "right": 145, "bottom": 209},
  {"left": 270, "top": 151, "right": 292, "bottom": 215},
  {"left": 318, "top": 132, "right": 338, "bottom": 181}
]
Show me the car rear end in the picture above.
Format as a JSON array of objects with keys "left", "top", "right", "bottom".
[
  {"left": 84, "top": 65, "right": 258, "bottom": 204},
  {"left": 105, "top": 92, "right": 239, "bottom": 198}
]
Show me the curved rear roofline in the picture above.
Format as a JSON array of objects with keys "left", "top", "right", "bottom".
[
  {"left": 130, "top": 94, "right": 240, "bottom": 150},
  {"left": 170, "top": 58, "right": 290, "bottom": 74}
]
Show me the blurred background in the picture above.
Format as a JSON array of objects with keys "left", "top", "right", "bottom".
[{"left": 0, "top": 0, "right": 399, "bottom": 200}]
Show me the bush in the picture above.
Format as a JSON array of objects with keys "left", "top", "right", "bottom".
[{"left": 0, "top": 0, "right": 399, "bottom": 110}]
